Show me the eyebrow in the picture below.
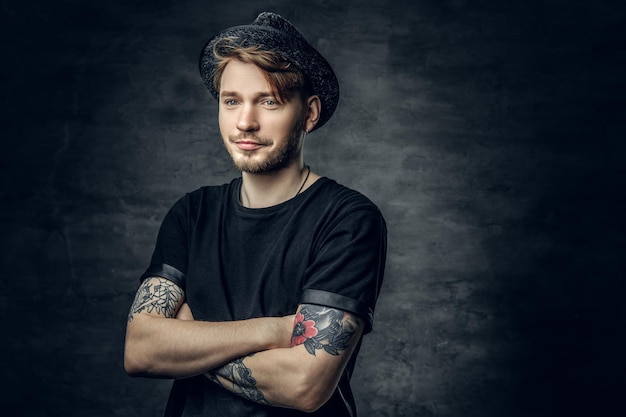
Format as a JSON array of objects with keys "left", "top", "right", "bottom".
[{"left": 220, "top": 91, "right": 277, "bottom": 99}]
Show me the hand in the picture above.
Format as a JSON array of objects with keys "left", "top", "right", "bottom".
[{"left": 176, "top": 303, "right": 194, "bottom": 321}]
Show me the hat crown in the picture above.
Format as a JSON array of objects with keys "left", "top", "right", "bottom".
[{"left": 251, "top": 12, "right": 304, "bottom": 40}]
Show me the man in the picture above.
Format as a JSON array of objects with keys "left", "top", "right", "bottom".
[{"left": 124, "top": 12, "right": 387, "bottom": 417}]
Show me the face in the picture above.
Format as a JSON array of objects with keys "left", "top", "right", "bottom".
[{"left": 218, "top": 59, "right": 307, "bottom": 174}]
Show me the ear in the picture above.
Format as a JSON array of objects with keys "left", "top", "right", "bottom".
[{"left": 304, "top": 95, "right": 321, "bottom": 133}]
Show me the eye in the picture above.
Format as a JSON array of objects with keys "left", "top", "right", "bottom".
[
  {"left": 223, "top": 99, "right": 238, "bottom": 106},
  {"left": 262, "top": 99, "right": 278, "bottom": 107}
]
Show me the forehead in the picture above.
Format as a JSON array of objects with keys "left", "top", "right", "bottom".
[{"left": 220, "top": 60, "right": 271, "bottom": 94}]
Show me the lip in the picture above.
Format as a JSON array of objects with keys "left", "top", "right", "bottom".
[{"left": 234, "top": 140, "right": 266, "bottom": 151}]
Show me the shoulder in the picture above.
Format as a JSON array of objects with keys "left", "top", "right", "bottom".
[
  {"left": 171, "top": 179, "right": 239, "bottom": 212},
  {"left": 301, "top": 178, "right": 387, "bottom": 242},
  {"left": 313, "top": 178, "right": 385, "bottom": 218},
  {"left": 157, "top": 180, "right": 240, "bottom": 230},
  {"left": 185, "top": 178, "right": 238, "bottom": 202}
]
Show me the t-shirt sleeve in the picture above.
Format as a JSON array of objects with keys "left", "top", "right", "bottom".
[
  {"left": 139, "top": 196, "right": 189, "bottom": 290},
  {"left": 301, "top": 205, "right": 387, "bottom": 334}
]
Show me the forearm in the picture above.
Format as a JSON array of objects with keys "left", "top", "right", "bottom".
[
  {"left": 207, "top": 346, "right": 346, "bottom": 411},
  {"left": 125, "top": 314, "right": 290, "bottom": 379},
  {"left": 125, "top": 277, "right": 293, "bottom": 379},
  {"left": 206, "top": 305, "right": 363, "bottom": 412}
]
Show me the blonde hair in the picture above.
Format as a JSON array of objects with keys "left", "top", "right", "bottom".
[{"left": 212, "top": 37, "right": 310, "bottom": 103}]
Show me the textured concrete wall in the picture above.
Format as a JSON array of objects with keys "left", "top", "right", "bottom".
[{"left": 1, "top": 0, "right": 624, "bottom": 416}]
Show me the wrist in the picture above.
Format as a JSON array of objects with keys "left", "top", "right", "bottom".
[{"left": 250, "top": 316, "right": 292, "bottom": 350}]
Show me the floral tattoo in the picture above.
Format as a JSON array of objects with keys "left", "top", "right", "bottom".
[
  {"left": 127, "top": 277, "right": 183, "bottom": 322},
  {"left": 291, "top": 305, "right": 361, "bottom": 356},
  {"left": 205, "top": 306, "right": 362, "bottom": 405},
  {"left": 208, "top": 354, "right": 269, "bottom": 405}
]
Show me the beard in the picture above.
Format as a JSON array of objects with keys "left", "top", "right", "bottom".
[{"left": 225, "top": 117, "right": 306, "bottom": 174}]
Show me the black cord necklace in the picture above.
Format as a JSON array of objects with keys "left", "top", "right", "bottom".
[
  {"left": 295, "top": 165, "right": 311, "bottom": 197},
  {"left": 239, "top": 165, "right": 311, "bottom": 206}
]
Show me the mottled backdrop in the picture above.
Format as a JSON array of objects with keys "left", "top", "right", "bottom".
[{"left": 1, "top": 0, "right": 624, "bottom": 416}]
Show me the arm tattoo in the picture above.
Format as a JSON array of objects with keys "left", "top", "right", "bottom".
[
  {"left": 206, "top": 306, "right": 361, "bottom": 403},
  {"left": 208, "top": 354, "right": 270, "bottom": 405},
  {"left": 291, "top": 305, "right": 361, "bottom": 356},
  {"left": 127, "top": 277, "right": 183, "bottom": 323}
]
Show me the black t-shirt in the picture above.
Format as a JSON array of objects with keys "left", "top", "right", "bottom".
[{"left": 140, "top": 177, "right": 387, "bottom": 417}]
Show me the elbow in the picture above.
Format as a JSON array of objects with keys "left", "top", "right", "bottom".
[
  {"left": 297, "top": 398, "right": 327, "bottom": 414},
  {"left": 124, "top": 323, "right": 152, "bottom": 377},
  {"left": 295, "top": 390, "right": 332, "bottom": 413},
  {"left": 289, "top": 372, "right": 335, "bottom": 413},
  {"left": 124, "top": 344, "right": 160, "bottom": 377},
  {"left": 124, "top": 353, "right": 143, "bottom": 377},
  {"left": 124, "top": 359, "right": 140, "bottom": 377},
  {"left": 124, "top": 341, "right": 148, "bottom": 377}
]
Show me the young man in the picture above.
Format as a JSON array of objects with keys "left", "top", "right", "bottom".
[{"left": 124, "top": 12, "right": 387, "bottom": 417}]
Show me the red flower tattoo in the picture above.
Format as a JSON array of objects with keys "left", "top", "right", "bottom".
[{"left": 291, "top": 312, "right": 319, "bottom": 346}]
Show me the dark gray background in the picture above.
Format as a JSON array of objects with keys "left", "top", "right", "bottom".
[{"left": 1, "top": 0, "right": 624, "bottom": 416}]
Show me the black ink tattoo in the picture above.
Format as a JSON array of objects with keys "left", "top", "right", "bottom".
[
  {"left": 127, "top": 277, "right": 183, "bottom": 322},
  {"left": 291, "top": 305, "right": 361, "bottom": 356},
  {"left": 208, "top": 354, "right": 270, "bottom": 405}
]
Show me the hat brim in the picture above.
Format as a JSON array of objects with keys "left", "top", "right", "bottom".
[{"left": 199, "top": 24, "right": 339, "bottom": 131}]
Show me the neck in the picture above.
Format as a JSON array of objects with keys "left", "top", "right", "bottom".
[{"left": 240, "top": 162, "right": 315, "bottom": 208}]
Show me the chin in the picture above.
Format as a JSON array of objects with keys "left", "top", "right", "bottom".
[
  {"left": 237, "top": 162, "right": 290, "bottom": 174},
  {"left": 231, "top": 155, "right": 293, "bottom": 174},
  {"left": 231, "top": 153, "right": 294, "bottom": 174}
]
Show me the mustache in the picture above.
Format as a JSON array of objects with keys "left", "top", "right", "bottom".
[{"left": 229, "top": 134, "right": 272, "bottom": 145}]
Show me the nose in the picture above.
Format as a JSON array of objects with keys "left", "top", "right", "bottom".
[{"left": 237, "top": 104, "right": 259, "bottom": 132}]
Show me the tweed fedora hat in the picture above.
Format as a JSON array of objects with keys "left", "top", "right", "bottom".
[{"left": 199, "top": 12, "right": 339, "bottom": 131}]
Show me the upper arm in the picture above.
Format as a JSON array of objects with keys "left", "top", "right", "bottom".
[
  {"left": 304, "top": 206, "right": 387, "bottom": 336},
  {"left": 127, "top": 276, "right": 185, "bottom": 323},
  {"left": 285, "top": 303, "right": 364, "bottom": 410},
  {"left": 290, "top": 304, "right": 364, "bottom": 355}
]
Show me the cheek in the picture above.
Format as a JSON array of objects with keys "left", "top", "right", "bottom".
[
  {"left": 268, "top": 111, "right": 301, "bottom": 134},
  {"left": 218, "top": 110, "right": 231, "bottom": 133}
]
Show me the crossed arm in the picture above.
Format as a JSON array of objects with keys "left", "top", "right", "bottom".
[{"left": 124, "top": 277, "right": 364, "bottom": 412}]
